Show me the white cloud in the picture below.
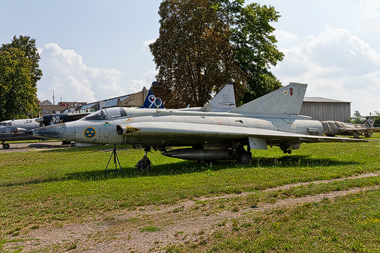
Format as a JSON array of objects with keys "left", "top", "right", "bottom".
[
  {"left": 38, "top": 43, "right": 95, "bottom": 102},
  {"left": 37, "top": 43, "right": 158, "bottom": 105},
  {"left": 275, "top": 30, "right": 298, "bottom": 43},
  {"left": 127, "top": 69, "right": 158, "bottom": 93},
  {"left": 273, "top": 26, "right": 380, "bottom": 115},
  {"left": 358, "top": 0, "right": 380, "bottom": 34},
  {"left": 38, "top": 43, "right": 127, "bottom": 103}
]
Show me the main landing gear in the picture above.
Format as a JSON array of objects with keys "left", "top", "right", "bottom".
[
  {"left": 135, "top": 146, "right": 151, "bottom": 171},
  {"left": 280, "top": 142, "right": 292, "bottom": 154},
  {"left": 237, "top": 151, "right": 252, "bottom": 164},
  {"left": 236, "top": 143, "right": 252, "bottom": 165}
]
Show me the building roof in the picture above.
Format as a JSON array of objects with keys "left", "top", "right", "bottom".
[
  {"left": 80, "top": 103, "right": 97, "bottom": 110},
  {"left": 39, "top": 100, "right": 53, "bottom": 105},
  {"left": 104, "top": 95, "right": 130, "bottom": 107},
  {"left": 303, "top": 97, "right": 350, "bottom": 103}
]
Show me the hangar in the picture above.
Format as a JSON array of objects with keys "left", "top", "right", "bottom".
[{"left": 300, "top": 97, "right": 351, "bottom": 122}]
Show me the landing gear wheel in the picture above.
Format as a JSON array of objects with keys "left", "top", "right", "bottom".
[
  {"left": 365, "top": 132, "right": 373, "bottom": 138},
  {"left": 238, "top": 152, "right": 251, "bottom": 165},
  {"left": 353, "top": 132, "right": 360, "bottom": 139},
  {"left": 136, "top": 157, "right": 151, "bottom": 171},
  {"left": 3, "top": 143, "right": 9, "bottom": 149},
  {"left": 287, "top": 149, "right": 292, "bottom": 154}
]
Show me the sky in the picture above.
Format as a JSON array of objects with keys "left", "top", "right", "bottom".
[{"left": 1, "top": 0, "right": 379, "bottom": 115}]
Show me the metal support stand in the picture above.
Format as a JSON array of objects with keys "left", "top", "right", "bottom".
[{"left": 105, "top": 145, "right": 122, "bottom": 172}]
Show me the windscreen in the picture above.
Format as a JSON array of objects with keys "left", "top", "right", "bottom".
[
  {"left": 105, "top": 107, "right": 127, "bottom": 119},
  {"left": 84, "top": 110, "right": 109, "bottom": 120},
  {"left": 84, "top": 108, "right": 127, "bottom": 121}
]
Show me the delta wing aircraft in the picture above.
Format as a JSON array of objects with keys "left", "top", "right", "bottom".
[
  {"left": 0, "top": 118, "right": 41, "bottom": 149},
  {"left": 323, "top": 115, "right": 380, "bottom": 138},
  {"left": 30, "top": 83, "right": 365, "bottom": 171},
  {"left": 0, "top": 113, "right": 88, "bottom": 149}
]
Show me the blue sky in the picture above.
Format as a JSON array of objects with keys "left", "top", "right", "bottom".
[{"left": 1, "top": 0, "right": 379, "bottom": 115}]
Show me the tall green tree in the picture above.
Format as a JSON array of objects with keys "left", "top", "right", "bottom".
[
  {"left": 230, "top": 3, "right": 284, "bottom": 103},
  {"left": 0, "top": 36, "right": 42, "bottom": 120},
  {"left": 150, "top": 0, "right": 284, "bottom": 108},
  {"left": 150, "top": 0, "right": 246, "bottom": 108}
]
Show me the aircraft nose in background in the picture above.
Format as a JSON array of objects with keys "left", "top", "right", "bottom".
[{"left": 30, "top": 123, "right": 67, "bottom": 140}]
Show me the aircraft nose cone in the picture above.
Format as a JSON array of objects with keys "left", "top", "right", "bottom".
[{"left": 32, "top": 123, "right": 67, "bottom": 140}]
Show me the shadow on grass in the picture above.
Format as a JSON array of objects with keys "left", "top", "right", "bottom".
[{"left": 1, "top": 155, "right": 360, "bottom": 187}]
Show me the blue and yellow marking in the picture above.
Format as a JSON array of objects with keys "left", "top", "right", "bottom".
[{"left": 83, "top": 127, "right": 96, "bottom": 139}]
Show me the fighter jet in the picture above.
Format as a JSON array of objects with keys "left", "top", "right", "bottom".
[
  {"left": 0, "top": 118, "right": 41, "bottom": 149},
  {"left": 323, "top": 116, "right": 380, "bottom": 138},
  {"left": 0, "top": 113, "right": 88, "bottom": 149},
  {"left": 30, "top": 82, "right": 365, "bottom": 171}
]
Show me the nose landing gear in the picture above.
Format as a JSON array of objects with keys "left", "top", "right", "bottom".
[{"left": 136, "top": 146, "right": 151, "bottom": 171}]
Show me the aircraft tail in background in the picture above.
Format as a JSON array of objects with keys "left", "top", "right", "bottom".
[
  {"left": 364, "top": 116, "right": 376, "bottom": 128},
  {"left": 140, "top": 82, "right": 163, "bottom": 109},
  {"left": 199, "top": 83, "right": 236, "bottom": 112}
]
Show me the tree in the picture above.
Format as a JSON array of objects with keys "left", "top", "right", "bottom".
[
  {"left": 150, "top": 0, "right": 284, "bottom": 108},
  {"left": 150, "top": 0, "right": 246, "bottom": 108},
  {"left": 0, "top": 36, "right": 42, "bottom": 120},
  {"left": 230, "top": 3, "right": 284, "bottom": 103}
]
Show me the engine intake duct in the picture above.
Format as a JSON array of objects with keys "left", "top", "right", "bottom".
[
  {"left": 116, "top": 124, "right": 140, "bottom": 135},
  {"left": 162, "top": 148, "right": 234, "bottom": 161}
]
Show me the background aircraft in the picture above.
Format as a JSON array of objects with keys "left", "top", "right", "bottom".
[
  {"left": 30, "top": 83, "right": 365, "bottom": 171},
  {"left": 1, "top": 83, "right": 235, "bottom": 149},
  {"left": 0, "top": 113, "right": 87, "bottom": 149},
  {"left": 179, "top": 83, "right": 236, "bottom": 112},
  {"left": 0, "top": 118, "right": 41, "bottom": 149},
  {"left": 323, "top": 116, "right": 380, "bottom": 138}
]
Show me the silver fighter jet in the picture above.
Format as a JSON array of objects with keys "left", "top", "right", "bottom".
[{"left": 30, "top": 83, "right": 366, "bottom": 171}]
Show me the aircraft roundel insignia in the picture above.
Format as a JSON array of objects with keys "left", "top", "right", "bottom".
[{"left": 84, "top": 127, "right": 96, "bottom": 139}]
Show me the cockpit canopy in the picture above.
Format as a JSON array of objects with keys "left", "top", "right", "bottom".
[{"left": 84, "top": 108, "right": 128, "bottom": 121}]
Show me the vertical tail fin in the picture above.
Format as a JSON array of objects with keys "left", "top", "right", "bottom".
[
  {"left": 199, "top": 83, "right": 236, "bottom": 112},
  {"left": 364, "top": 117, "right": 376, "bottom": 128},
  {"left": 141, "top": 82, "right": 164, "bottom": 109},
  {"left": 230, "top": 82, "right": 307, "bottom": 115}
]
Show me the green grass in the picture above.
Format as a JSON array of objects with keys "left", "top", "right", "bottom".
[
  {"left": 1, "top": 134, "right": 380, "bottom": 251},
  {"left": 186, "top": 189, "right": 380, "bottom": 252}
]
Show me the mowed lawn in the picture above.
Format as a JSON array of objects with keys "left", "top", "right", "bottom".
[{"left": 1, "top": 134, "right": 380, "bottom": 251}]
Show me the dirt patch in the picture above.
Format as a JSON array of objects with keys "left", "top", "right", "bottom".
[{"left": 5, "top": 172, "right": 380, "bottom": 252}]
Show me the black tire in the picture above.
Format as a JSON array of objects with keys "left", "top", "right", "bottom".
[
  {"left": 136, "top": 158, "right": 151, "bottom": 171},
  {"left": 3, "top": 143, "right": 10, "bottom": 149},
  {"left": 238, "top": 152, "right": 251, "bottom": 165}
]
